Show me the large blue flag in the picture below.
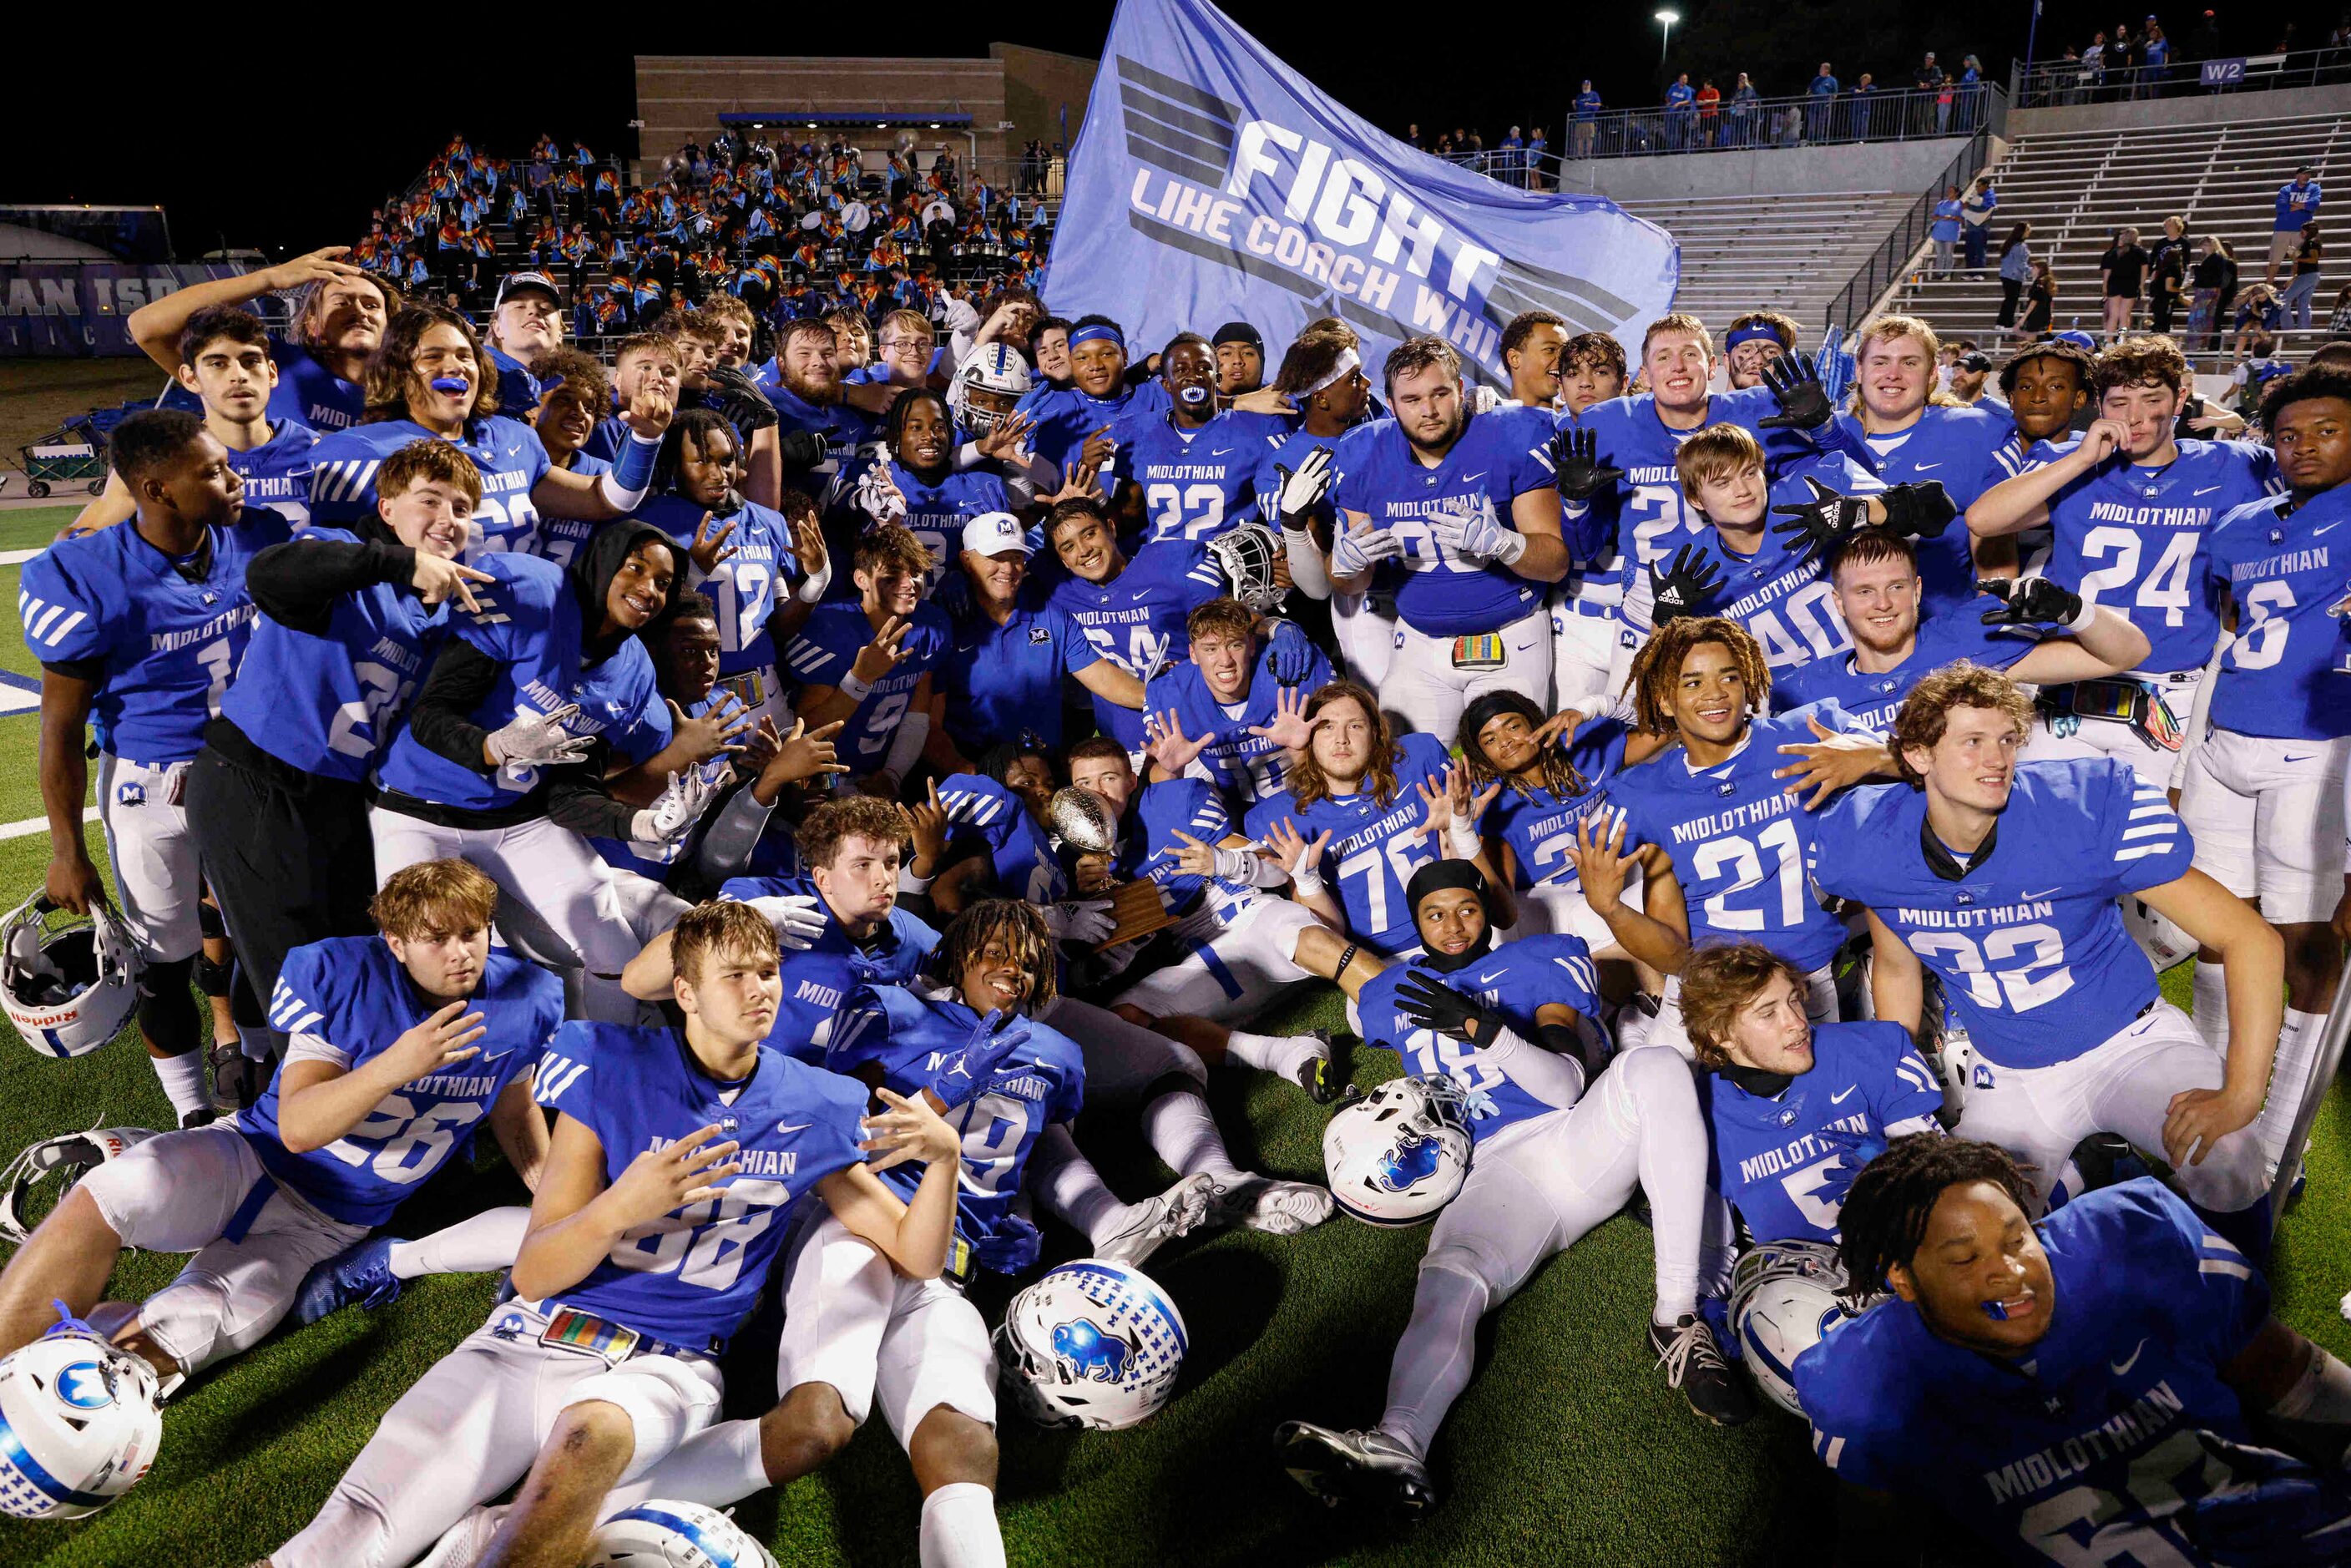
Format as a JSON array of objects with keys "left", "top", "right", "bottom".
[{"left": 1045, "top": 0, "right": 1678, "bottom": 387}]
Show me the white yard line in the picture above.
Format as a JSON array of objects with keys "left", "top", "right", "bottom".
[
  {"left": 0, "top": 808, "right": 96, "bottom": 842},
  {"left": 0, "top": 549, "right": 40, "bottom": 567}
]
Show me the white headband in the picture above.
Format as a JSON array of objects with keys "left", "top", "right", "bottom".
[{"left": 1304, "top": 346, "right": 1362, "bottom": 396}]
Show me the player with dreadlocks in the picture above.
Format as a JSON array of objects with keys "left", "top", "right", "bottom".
[{"left": 1798, "top": 1135, "right": 2351, "bottom": 1566}]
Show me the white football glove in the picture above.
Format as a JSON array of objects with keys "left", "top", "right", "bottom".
[
  {"left": 630, "top": 766, "right": 724, "bottom": 844},
  {"left": 1274, "top": 445, "right": 1337, "bottom": 525},
  {"left": 484, "top": 704, "right": 592, "bottom": 768},
  {"left": 1042, "top": 898, "right": 1116, "bottom": 944},
  {"left": 1330, "top": 522, "right": 1403, "bottom": 578},
  {"left": 852, "top": 456, "right": 907, "bottom": 524},
  {"left": 1431, "top": 497, "right": 1526, "bottom": 567},
  {"left": 744, "top": 893, "right": 828, "bottom": 951}
]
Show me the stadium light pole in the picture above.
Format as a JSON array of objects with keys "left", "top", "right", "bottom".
[{"left": 1656, "top": 9, "right": 1680, "bottom": 68}]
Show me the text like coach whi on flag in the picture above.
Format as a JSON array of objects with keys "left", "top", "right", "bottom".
[{"left": 1046, "top": 0, "right": 1679, "bottom": 386}]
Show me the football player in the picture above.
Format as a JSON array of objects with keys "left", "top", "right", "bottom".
[
  {"left": 854, "top": 388, "right": 1014, "bottom": 592},
  {"left": 1326, "top": 336, "right": 1565, "bottom": 740},
  {"left": 1242, "top": 680, "right": 1454, "bottom": 958},
  {"left": 1044, "top": 498, "right": 1230, "bottom": 758},
  {"left": 1111, "top": 333, "right": 1283, "bottom": 547},
  {"left": 0, "top": 861, "right": 557, "bottom": 1389},
  {"left": 25, "top": 410, "right": 298, "bottom": 1125},
  {"left": 1833, "top": 315, "right": 2017, "bottom": 609},
  {"left": 582, "top": 333, "right": 685, "bottom": 466},
  {"left": 483, "top": 271, "right": 566, "bottom": 417},
  {"left": 72, "top": 306, "right": 318, "bottom": 535},
  {"left": 127, "top": 244, "right": 390, "bottom": 432},
  {"left": 1549, "top": 331, "right": 1632, "bottom": 702},
  {"left": 1722, "top": 312, "right": 1799, "bottom": 391},
  {"left": 1968, "top": 336, "right": 2282, "bottom": 791},
  {"left": 1277, "top": 862, "right": 1746, "bottom": 1518},
  {"left": 1140, "top": 597, "right": 1332, "bottom": 806},
  {"left": 750, "top": 318, "right": 887, "bottom": 507},
  {"left": 1212, "top": 320, "right": 1267, "bottom": 401},
  {"left": 265, "top": 900, "right": 963, "bottom": 1568},
  {"left": 1984, "top": 339, "right": 2095, "bottom": 579},
  {"left": 1499, "top": 310, "right": 1570, "bottom": 411},
  {"left": 306, "top": 304, "right": 672, "bottom": 559},
  {"left": 784, "top": 524, "right": 952, "bottom": 792},
  {"left": 1772, "top": 528, "right": 2149, "bottom": 735},
  {"left": 1257, "top": 329, "right": 1383, "bottom": 683},
  {"left": 185, "top": 438, "right": 493, "bottom": 1065},
  {"left": 2179, "top": 365, "right": 2351, "bottom": 1168},
  {"left": 1797, "top": 1136, "right": 2351, "bottom": 1565},
  {"left": 1814, "top": 665, "right": 2282, "bottom": 1257},
  {"left": 1012, "top": 316, "right": 1168, "bottom": 474}
]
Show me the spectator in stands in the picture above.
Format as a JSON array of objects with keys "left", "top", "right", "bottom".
[
  {"left": 2271, "top": 167, "right": 2324, "bottom": 284},
  {"left": 2147, "top": 215, "right": 2190, "bottom": 336},
  {"left": 1848, "top": 73, "right": 1878, "bottom": 141},
  {"left": 2332, "top": 281, "right": 2351, "bottom": 334},
  {"left": 2190, "top": 233, "right": 2240, "bottom": 351},
  {"left": 1525, "top": 125, "right": 1548, "bottom": 188},
  {"left": 1960, "top": 177, "right": 2000, "bottom": 274},
  {"left": 2099, "top": 225, "right": 2149, "bottom": 340},
  {"left": 2020, "top": 258, "right": 2057, "bottom": 337},
  {"left": 1930, "top": 186, "right": 1963, "bottom": 276},
  {"left": 1957, "top": 56, "right": 1989, "bottom": 129},
  {"left": 1497, "top": 126, "right": 1526, "bottom": 185},
  {"left": 1666, "top": 74, "right": 1696, "bottom": 149},
  {"left": 1696, "top": 81, "right": 1721, "bottom": 146},
  {"left": 2232, "top": 283, "right": 2285, "bottom": 354},
  {"left": 1405, "top": 123, "right": 1423, "bottom": 148},
  {"left": 1807, "top": 63, "right": 1839, "bottom": 141},
  {"left": 1947, "top": 350, "right": 1995, "bottom": 406},
  {"left": 2140, "top": 23, "right": 2172, "bottom": 94},
  {"left": 1727, "top": 74, "right": 1761, "bottom": 145},
  {"left": 1915, "top": 53, "right": 1947, "bottom": 134},
  {"left": 2230, "top": 330, "right": 2293, "bottom": 414},
  {"left": 1997, "top": 223, "right": 2035, "bottom": 333},
  {"left": 2282, "top": 222, "right": 2325, "bottom": 329},
  {"left": 1572, "top": 83, "right": 1601, "bottom": 158}
]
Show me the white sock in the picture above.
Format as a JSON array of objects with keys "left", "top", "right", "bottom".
[
  {"left": 1379, "top": 1264, "right": 1488, "bottom": 1462},
  {"left": 2192, "top": 964, "right": 2230, "bottom": 1053},
  {"left": 598, "top": 1418, "right": 770, "bottom": 1519},
  {"left": 414, "top": 1503, "right": 506, "bottom": 1568},
  {"left": 1139, "top": 1088, "right": 1243, "bottom": 1180},
  {"left": 1625, "top": 1051, "right": 1706, "bottom": 1323},
  {"left": 2256, "top": 1007, "right": 2329, "bottom": 1171},
  {"left": 387, "top": 1206, "right": 533, "bottom": 1280},
  {"left": 1029, "top": 1124, "right": 1129, "bottom": 1241},
  {"left": 150, "top": 1051, "right": 209, "bottom": 1122},
  {"left": 918, "top": 1481, "right": 1004, "bottom": 1568},
  {"left": 1221, "top": 1029, "right": 1322, "bottom": 1078}
]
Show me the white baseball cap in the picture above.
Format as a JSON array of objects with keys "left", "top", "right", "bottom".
[{"left": 963, "top": 512, "right": 1031, "bottom": 557}]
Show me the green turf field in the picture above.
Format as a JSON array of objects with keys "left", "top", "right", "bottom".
[{"left": 0, "top": 498, "right": 2342, "bottom": 1566}]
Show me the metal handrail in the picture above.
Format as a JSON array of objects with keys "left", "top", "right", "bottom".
[
  {"left": 1539, "top": 81, "right": 2001, "bottom": 163},
  {"left": 1823, "top": 128, "right": 1994, "bottom": 331},
  {"left": 2010, "top": 43, "right": 2351, "bottom": 109}
]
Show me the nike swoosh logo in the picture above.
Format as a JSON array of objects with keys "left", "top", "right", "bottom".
[
  {"left": 2111, "top": 1337, "right": 2148, "bottom": 1376},
  {"left": 1830, "top": 1086, "right": 1858, "bottom": 1105},
  {"left": 775, "top": 1121, "right": 811, "bottom": 1135},
  {"left": 1459, "top": 472, "right": 1489, "bottom": 484},
  {"left": 2316, "top": 521, "right": 2343, "bottom": 536},
  {"left": 1479, "top": 969, "right": 1508, "bottom": 982},
  {"left": 2283, "top": 753, "right": 2314, "bottom": 763},
  {"left": 2194, "top": 486, "right": 2222, "bottom": 496},
  {"left": 2020, "top": 887, "right": 2063, "bottom": 900},
  {"left": 1912, "top": 462, "right": 1942, "bottom": 471}
]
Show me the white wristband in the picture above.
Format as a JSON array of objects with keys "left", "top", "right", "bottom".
[
  {"left": 2062, "top": 596, "right": 2099, "bottom": 634},
  {"left": 1448, "top": 820, "right": 1482, "bottom": 860},
  {"left": 795, "top": 557, "right": 832, "bottom": 604},
  {"left": 898, "top": 865, "right": 933, "bottom": 893},
  {"left": 1291, "top": 859, "right": 1326, "bottom": 896},
  {"left": 837, "top": 670, "right": 873, "bottom": 702}
]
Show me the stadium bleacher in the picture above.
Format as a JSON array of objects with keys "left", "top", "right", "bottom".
[{"left": 1611, "top": 190, "right": 1926, "bottom": 327}]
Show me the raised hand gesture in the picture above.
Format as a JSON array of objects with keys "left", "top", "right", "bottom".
[
  {"left": 382, "top": 999, "right": 488, "bottom": 1082},
  {"left": 1757, "top": 353, "right": 1833, "bottom": 430},
  {"left": 1647, "top": 543, "right": 1723, "bottom": 627},
  {"left": 1546, "top": 424, "right": 1626, "bottom": 503},
  {"left": 1561, "top": 810, "right": 1640, "bottom": 918},
  {"left": 850, "top": 615, "right": 912, "bottom": 685},
  {"left": 1143, "top": 708, "right": 1211, "bottom": 775},
  {"left": 411, "top": 554, "right": 494, "bottom": 611},
  {"left": 688, "top": 510, "right": 741, "bottom": 575},
  {"left": 606, "top": 1123, "right": 742, "bottom": 1227},
  {"left": 1246, "top": 683, "right": 1315, "bottom": 751}
]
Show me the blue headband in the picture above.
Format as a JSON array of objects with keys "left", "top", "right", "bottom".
[
  {"left": 1069, "top": 323, "right": 1125, "bottom": 351},
  {"left": 1724, "top": 323, "right": 1784, "bottom": 352}
]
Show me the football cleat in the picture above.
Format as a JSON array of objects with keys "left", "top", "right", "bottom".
[
  {"left": 1201, "top": 1176, "right": 1334, "bottom": 1236},
  {"left": 176, "top": 1108, "right": 216, "bottom": 1131},
  {"left": 1650, "top": 1313, "right": 1754, "bottom": 1427},
  {"left": 1295, "top": 1029, "right": 1344, "bottom": 1105},
  {"left": 1273, "top": 1421, "right": 1434, "bottom": 1518},
  {"left": 291, "top": 1237, "right": 402, "bottom": 1326},
  {"left": 1094, "top": 1172, "right": 1216, "bottom": 1266}
]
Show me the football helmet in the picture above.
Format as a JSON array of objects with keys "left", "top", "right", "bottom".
[
  {"left": 2122, "top": 894, "right": 2196, "bottom": 974},
  {"left": 1728, "top": 1238, "right": 1865, "bottom": 1418},
  {"left": 1206, "top": 522, "right": 1285, "bottom": 614},
  {"left": 3, "top": 893, "right": 141, "bottom": 1060},
  {"left": 0, "top": 1125, "right": 157, "bottom": 1246},
  {"left": 584, "top": 1501, "right": 778, "bottom": 1568},
  {"left": 948, "top": 343, "right": 1031, "bottom": 438},
  {"left": 993, "top": 1258, "right": 1187, "bottom": 1431},
  {"left": 1322, "top": 1075, "right": 1474, "bottom": 1227},
  {"left": 0, "top": 1313, "right": 163, "bottom": 1519},
  {"left": 1046, "top": 786, "right": 1117, "bottom": 854}
]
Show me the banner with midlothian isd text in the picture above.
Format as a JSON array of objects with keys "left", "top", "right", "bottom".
[
  {"left": 0, "top": 263, "right": 250, "bottom": 357},
  {"left": 1046, "top": 0, "right": 1678, "bottom": 387}
]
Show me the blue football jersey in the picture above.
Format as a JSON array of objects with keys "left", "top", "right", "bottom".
[
  {"left": 533, "top": 1022, "right": 869, "bottom": 1348},
  {"left": 1142, "top": 635, "right": 1332, "bottom": 807},
  {"left": 373, "top": 552, "right": 671, "bottom": 813},
  {"left": 1243, "top": 731, "right": 1453, "bottom": 955},
  {"left": 1113, "top": 776, "right": 1255, "bottom": 925},
  {"left": 1809, "top": 761, "right": 2191, "bottom": 1068},
  {"left": 932, "top": 775, "right": 1067, "bottom": 904},
  {"left": 746, "top": 377, "right": 877, "bottom": 505},
  {"left": 635, "top": 493, "right": 797, "bottom": 676},
  {"left": 1684, "top": 453, "right": 1882, "bottom": 674},
  {"left": 1701, "top": 1022, "right": 1943, "bottom": 1245},
  {"left": 1794, "top": 1179, "right": 2266, "bottom": 1566},
  {"left": 1113, "top": 408, "right": 1283, "bottom": 545},
  {"left": 1838, "top": 402, "right": 2014, "bottom": 610},
  {"left": 1253, "top": 426, "right": 1346, "bottom": 529},
  {"left": 941, "top": 600, "right": 1101, "bottom": 756},
  {"left": 826, "top": 984, "right": 1084, "bottom": 1253},
  {"left": 716, "top": 874, "right": 941, "bottom": 1059},
  {"left": 1610, "top": 706, "right": 1856, "bottom": 971},
  {"left": 240, "top": 940, "right": 561, "bottom": 1227},
  {"left": 890, "top": 463, "right": 1010, "bottom": 591},
  {"left": 219, "top": 526, "right": 451, "bottom": 781},
  {"left": 306, "top": 415, "right": 552, "bottom": 561},
  {"left": 18, "top": 509, "right": 295, "bottom": 764},
  {"left": 1771, "top": 598, "right": 2044, "bottom": 735},
  {"left": 589, "top": 690, "right": 731, "bottom": 883},
  {"left": 1048, "top": 540, "right": 1226, "bottom": 752},
  {"left": 2042, "top": 438, "right": 2280, "bottom": 674},
  {"left": 1353, "top": 934, "right": 1602, "bottom": 1141},
  {"left": 781, "top": 599, "right": 951, "bottom": 770},
  {"left": 229, "top": 421, "right": 320, "bottom": 529},
  {"left": 2206, "top": 486, "right": 2351, "bottom": 741},
  {"left": 1329, "top": 407, "right": 1557, "bottom": 638},
  {"left": 268, "top": 339, "right": 364, "bottom": 433},
  {"left": 1991, "top": 430, "right": 2084, "bottom": 578},
  {"left": 523, "top": 453, "right": 610, "bottom": 570},
  {"left": 1479, "top": 719, "right": 1632, "bottom": 894},
  {"left": 1015, "top": 378, "right": 1171, "bottom": 473}
]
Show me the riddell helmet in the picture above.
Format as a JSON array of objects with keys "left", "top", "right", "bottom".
[
  {"left": 2122, "top": 894, "right": 2196, "bottom": 974},
  {"left": 948, "top": 342, "right": 1032, "bottom": 437},
  {"left": 2, "top": 894, "right": 141, "bottom": 1059},
  {"left": 1729, "top": 1238, "right": 1866, "bottom": 1418},
  {"left": 1322, "top": 1075, "right": 1475, "bottom": 1227},
  {"left": 584, "top": 1501, "right": 779, "bottom": 1567},
  {"left": 1205, "top": 521, "right": 1284, "bottom": 614},
  {"left": 0, "top": 1126, "right": 158, "bottom": 1246},
  {"left": 993, "top": 1258, "right": 1187, "bottom": 1431},
  {"left": 0, "top": 1315, "right": 163, "bottom": 1519}
]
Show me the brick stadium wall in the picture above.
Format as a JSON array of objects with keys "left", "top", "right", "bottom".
[
  {"left": 990, "top": 44, "right": 1100, "bottom": 152},
  {"left": 635, "top": 55, "right": 1014, "bottom": 162}
]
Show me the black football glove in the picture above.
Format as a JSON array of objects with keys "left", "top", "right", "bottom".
[
  {"left": 1769, "top": 476, "right": 1875, "bottom": 563},
  {"left": 1977, "top": 576, "right": 2087, "bottom": 628},
  {"left": 776, "top": 429, "right": 829, "bottom": 469},
  {"left": 1877, "top": 479, "right": 1958, "bottom": 541},
  {"left": 1647, "top": 543, "right": 1724, "bottom": 627},
  {"left": 702, "top": 362, "right": 780, "bottom": 432},
  {"left": 2177, "top": 1429, "right": 2351, "bottom": 1568},
  {"left": 1756, "top": 353, "right": 1834, "bottom": 431},
  {"left": 1394, "top": 972, "right": 1502, "bottom": 1044},
  {"left": 1547, "top": 424, "right": 1626, "bottom": 503}
]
